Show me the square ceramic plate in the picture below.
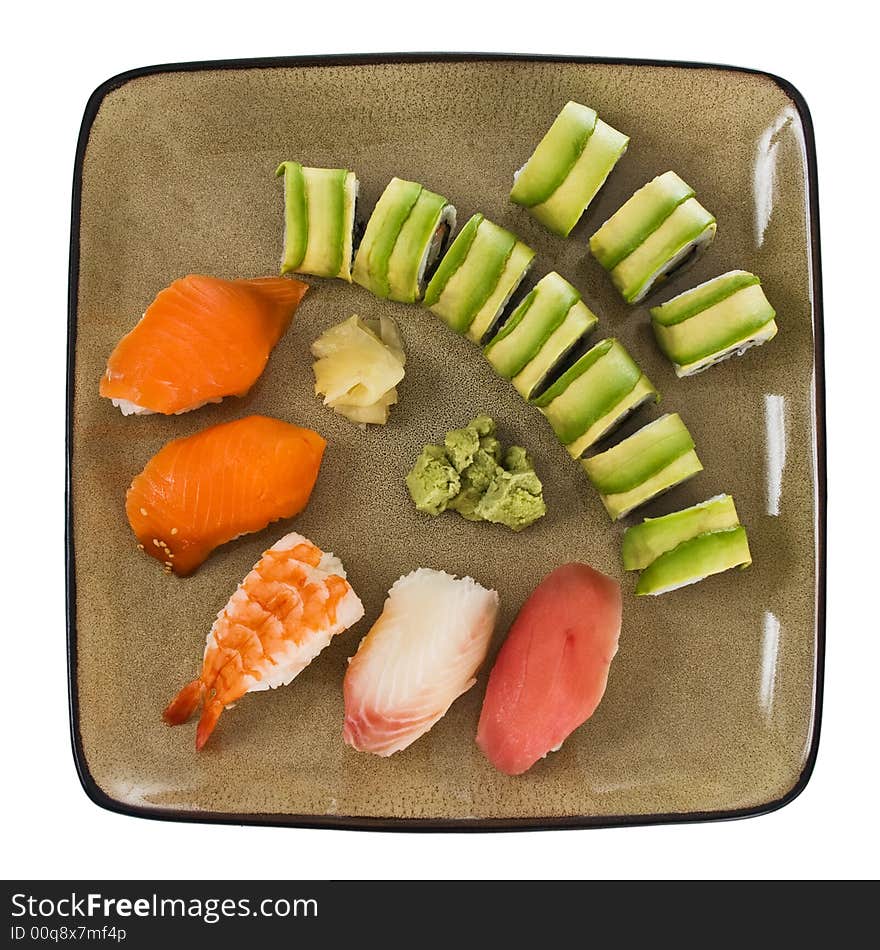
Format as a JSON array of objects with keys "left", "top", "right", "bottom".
[{"left": 67, "top": 54, "right": 825, "bottom": 831}]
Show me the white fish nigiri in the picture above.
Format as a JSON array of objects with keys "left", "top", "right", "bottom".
[{"left": 343, "top": 568, "right": 499, "bottom": 756}]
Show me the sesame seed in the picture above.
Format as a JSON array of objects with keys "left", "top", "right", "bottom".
[
  {"left": 153, "top": 539, "right": 161, "bottom": 547},
  {"left": 139, "top": 508, "right": 148, "bottom": 517},
  {"left": 137, "top": 544, "right": 144, "bottom": 550},
  {"left": 170, "top": 528, "right": 178, "bottom": 536}
]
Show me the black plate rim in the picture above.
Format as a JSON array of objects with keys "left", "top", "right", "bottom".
[{"left": 66, "top": 51, "right": 826, "bottom": 833}]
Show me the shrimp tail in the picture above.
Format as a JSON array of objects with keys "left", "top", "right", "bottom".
[
  {"left": 163, "top": 679, "right": 204, "bottom": 726},
  {"left": 195, "top": 698, "right": 225, "bottom": 750}
]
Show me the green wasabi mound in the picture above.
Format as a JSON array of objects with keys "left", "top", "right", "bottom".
[
  {"left": 406, "top": 416, "right": 546, "bottom": 531},
  {"left": 404, "top": 444, "right": 460, "bottom": 516},
  {"left": 621, "top": 494, "right": 752, "bottom": 595},
  {"left": 649, "top": 270, "right": 778, "bottom": 377},
  {"left": 589, "top": 171, "right": 716, "bottom": 304}
]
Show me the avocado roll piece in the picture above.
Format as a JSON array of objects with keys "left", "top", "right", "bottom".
[
  {"left": 484, "top": 271, "right": 598, "bottom": 398},
  {"left": 532, "top": 338, "right": 658, "bottom": 458},
  {"left": 424, "top": 214, "right": 535, "bottom": 343},
  {"left": 510, "top": 102, "right": 629, "bottom": 237},
  {"left": 635, "top": 525, "right": 752, "bottom": 595},
  {"left": 352, "top": 178, "right": 455, "bottom": 302},
  {"left": 621, "top": 493, "right": 741, "bottom": 570},
  {"left": 277, "top": 162, "right": 359, "bottom": 281},
  {"left": 581, "top": 413, "right": 703, "bottom": 520},
  {"left": 650, "top": 270, "right": 778, "bottom": 376},
  {"left": 589, "top": 171, "right": 716, "bottom": 304}
]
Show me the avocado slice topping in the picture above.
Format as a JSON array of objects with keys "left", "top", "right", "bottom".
[
  {"left": 352, "top": 177, "right": 423, "bottom": 298},
  {"left": 653, "top": 281, "right": 776, "bottom": 366},
  {"left": 675, "top": 321, "right": 779, "bottom": 377},
  {"left": 488, "top": 288, "right": 539, "bottom": 365},
  {"left": 622, "top": 494, "right": 740, "bottom": 570},
  {"left": 528, "top": 118, "right": 630, "bottom": 237},
  {"left": 635, "top": 525, "right": 751, "bottom": 595},
  {"left": 650, "top": 270, "right": 760, "bottom": 326},
  {"left": 589, "top": 171, "right": 694, "bottom": 270},
  {"left": 533, "top": 338, "right": 643, "bottom": 446},
  {"left": 610, "top": 197, "right": 716, "bottom": 303},
  {"left": 511, "top": 299, "right": 598, "bottom": 400},
  {"left": 582, "top": 412, "right": 696, "bottom": 496},
  {"left": 586, "top": 448, "right": 704, "bottom": 521},
  {"left": 277, "top": 161, "right": 309, "bottom": 273},
  {"left": 485, "top": 271, "right": 583, "bottom": 378},
  {"left": 564, "top": 374, "right": 658, "bottom": 459},
  {"left": 278, "top": 163, "right": 357, "bottom": 280},
  {"left": 510, "top": 101, "right": 598, "bottom": 208},
  {"left": 424, "top": 214, "right": 483, "bottom": 307},
  {"left": 649, "top": 272, "right": 777, "bottom": 372},
  {"left": 466, "top": 240, "right": 535, "bottom": 343},
  {"left": 387, "top": 188, "right": 450, "bottom": 303},
  {"left": 301, "top": 167, "right": 347, "bottom": 278},
  {"left": 427, "top": 218, "right": 519, "bottom": 334}
]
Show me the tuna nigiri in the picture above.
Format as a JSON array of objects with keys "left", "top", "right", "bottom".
[
  {"left": 126, "top": 415, "right": 325, "bottom": 576},
  {"left": 164, "top": 532, "right": 364, "bottom": 749},
  {"left": 343, "top": 569, "right": 499, "bottom": 756},
  {"left": 100, "top": 274, "right": 308, "bottom": 415},
  {"left": 476, "top": 563, "right": 622, "bottom": 776}
]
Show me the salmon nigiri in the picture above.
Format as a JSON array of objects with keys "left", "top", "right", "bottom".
[
  {"left": 476, "top": 563, "right": 622, "bottom": 776},
  {"left": 343, "top": 569, "right": 499, "bottom": 756},
  {"left": 100, "top": 274, "right": 308, "bottom": 415},
  {"left": 126, "top": 415, "right": 325, "bottom": 576},
  {"left": 164, "top": 532, "right": 364, "bottom": 749}
]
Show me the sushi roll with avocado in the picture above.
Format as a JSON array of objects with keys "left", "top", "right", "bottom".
[
  {"left": 532, "top": 338, "right": 658, "bottom": 458},
  {"left": 484, "top": 271, "right": 598, "bottom": 399},
  {"left": 277, "top": 162, "right": 359, "bottom": 281},
  {"left": 650, "top": 270, "right": 778, "bottom": 377},
  {"left": 581, "top": 413, "right": 703, "bottom": 520},
  {"left": 510, "top": 102, "right": 630, "bottom": 237},
  {"left": 589, "top": 171, "right": 716, "bottom": 304},
  {"left": 622, "top": 494, "right": 751, "bottom": 594},
  {"left": 352, "top": 178, "right": 455, "bottom": 303},
  {"left": 424, "top": 214, "right": 535, "bottom": 343}
]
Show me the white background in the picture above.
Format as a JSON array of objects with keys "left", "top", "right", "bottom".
[{"left": 2, "top": 0, "right": 877, "bottom": 881}]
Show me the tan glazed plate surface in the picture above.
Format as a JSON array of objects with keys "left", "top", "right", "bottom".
[{"left": 67, "top": 54, "right": 825, "bottom": 830}]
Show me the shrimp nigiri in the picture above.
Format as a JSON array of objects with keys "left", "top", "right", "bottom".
[
  {"left": 164, "top": 532, "right": 364, "bottom": 749},
  {"left": 343, "top": 568, "right": 499, "bottom": 756}
]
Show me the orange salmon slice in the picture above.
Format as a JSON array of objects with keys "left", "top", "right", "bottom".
[
  {"left": 126, "top": 415, "right": 326, "bottom": 576},
  {"left": 100, "top": 274, "right": 308, "bottom": 415}
]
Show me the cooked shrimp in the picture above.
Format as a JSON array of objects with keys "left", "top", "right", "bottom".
[{"left": 164, "top": 532, "right": 364, "bottom": 748}]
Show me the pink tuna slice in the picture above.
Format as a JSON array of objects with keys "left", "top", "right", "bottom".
[{"left": 476, "top": 562, "right": 622, "bottom": 776}]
